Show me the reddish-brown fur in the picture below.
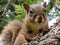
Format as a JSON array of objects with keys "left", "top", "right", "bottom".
[{"left": 0, "top": 2, "right": 48, "bottom": 45}]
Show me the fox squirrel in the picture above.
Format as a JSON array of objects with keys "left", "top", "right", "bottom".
[{"left": 0, "top": 2, "right": 48, "bottom": 45}]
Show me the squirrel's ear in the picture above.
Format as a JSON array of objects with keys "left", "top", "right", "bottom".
[
  {"left": 43, "top": 2, "right": 47, "bottom": 8},
  {"left": 23, "top": 4, "right": 30, "bottom": 11}
]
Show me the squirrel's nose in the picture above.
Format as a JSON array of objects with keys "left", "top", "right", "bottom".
[
  {"left": 38, "top": 16, "right": 42, "bottom": 23},
  {"left": 35, "top": 15, "right": 42, "bottom": 23}
]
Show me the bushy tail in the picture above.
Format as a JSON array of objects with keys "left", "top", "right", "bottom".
[{"left": 0, "top": 20, "right": 22, "bottom": 45}]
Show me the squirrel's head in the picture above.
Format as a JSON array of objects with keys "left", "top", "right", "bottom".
[
  {"left": 23, "top": 2, "right": 47, "bottom": 24},
  {"left": 23, "top": 2, "right": 48, "bottom": 34}
]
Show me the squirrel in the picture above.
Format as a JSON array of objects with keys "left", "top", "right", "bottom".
[{"left": 0, "top": 2, "right": 48, "bottom": 45}]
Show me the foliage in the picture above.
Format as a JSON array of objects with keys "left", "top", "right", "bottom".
[{"left": 14, "top": 4, "right": 25, "bottom": 19}]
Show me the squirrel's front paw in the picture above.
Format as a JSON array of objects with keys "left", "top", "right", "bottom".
[{"left": 32, "top": 35, "right": 41, "bottom": 41}]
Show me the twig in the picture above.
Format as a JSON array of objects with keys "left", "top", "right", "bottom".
[{"left": 0, "top": 0, "right": 12, "bottom": 18}]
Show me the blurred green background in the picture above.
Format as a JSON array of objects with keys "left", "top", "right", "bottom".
[{"left": 0, "top": 0, "right": 60, "bottom": 32}]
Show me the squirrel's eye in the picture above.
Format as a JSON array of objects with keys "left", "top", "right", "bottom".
[{"left": 30, "top": 11, "right": 33, "bottom": 14}]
